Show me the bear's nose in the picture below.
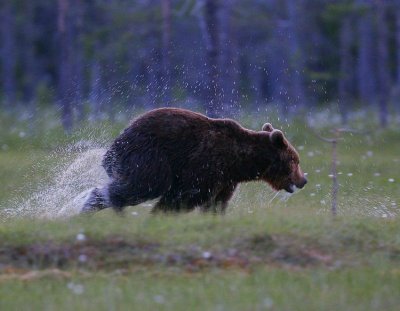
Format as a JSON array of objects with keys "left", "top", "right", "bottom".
[{"left": 297, "top": 177, "right": 307, "bottom": 189}]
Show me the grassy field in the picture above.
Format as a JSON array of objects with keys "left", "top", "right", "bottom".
[{"left": 0, "top": 114, "right": 399, "bottom": 310}]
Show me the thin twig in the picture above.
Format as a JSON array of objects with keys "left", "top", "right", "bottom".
[{"left": 309, "top": 126, "right": 364, "bottom": 217}]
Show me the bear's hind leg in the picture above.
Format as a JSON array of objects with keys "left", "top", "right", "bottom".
[
  {"left": 81, "top": 180, "right": 159, "bottom": 215},
  {"left": 81, "top": 187, "right": 111, "bottom": 214},
  {"left": 107, "top": 180, "right": 160, "bottom": 213}
]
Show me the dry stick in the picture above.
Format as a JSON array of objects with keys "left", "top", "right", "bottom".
[
  {"left": 330, "top": 130, "right": 339, "bottom": 216},
  {"left": 312, "top": 128, "right": 363, "bottom": 217}
]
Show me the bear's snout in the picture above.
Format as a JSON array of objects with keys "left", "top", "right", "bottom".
[
  {"left": 295, "top": 177, "right": 307, "bottom": 189},
  {"left": 291, "top": 165, "right": 307, "bottom": 190}
]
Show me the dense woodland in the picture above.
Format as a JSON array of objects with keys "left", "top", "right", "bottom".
[{"left": 1, "top": 0, "right": 400, "bottom": 131}]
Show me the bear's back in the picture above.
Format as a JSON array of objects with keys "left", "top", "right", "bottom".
[{"left": 102, "top": 108, "right": 250, "bottom": 178}]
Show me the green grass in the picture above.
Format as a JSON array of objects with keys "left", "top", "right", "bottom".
[
  {"left": 0, "top": 115, "right": 399, "bottom": 310},
  {"left": 2, "top": 268, "right": 400, "bottom": 311}
]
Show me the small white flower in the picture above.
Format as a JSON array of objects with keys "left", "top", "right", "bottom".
[
  {"left": 315, "top": 169, "right": 321, "bottom": 173},
  {"left": 153, "top": 295, "right": 165, "bottom": 304},
  {"left": 310, "top": 193, "right": 316, "bottom": 197},
  {"left": 78, "top": 254, "right": 87, "bottom": 263},
  {"left": 202, "top": 251, "right": 212, "bottom": 259},
  {"left": 19, "top": 131, "right": 26, "bottom": 138},
  {"left": 347, "top": 173, "right": 353, "bottom": 177},
  {"left": 67, "top": 282, "right": 85, "bottom": 295},
  {"left": 374, "top": 173, "right": 381, "bottom": 177},
  {"left": 76, "top": 233, "right": 86, "bottom": 241},
  {"left": 328, "top": 174, "right": 334, "bottom": 178},
  {"left": 388, "top": 178, "right": 395, "bottom": 183},
  {"left": 131, "top": 211, "right": 139, "bottom": 216},
  {"left": 320, "top": 200, "right": 326, "bottom": 205},
  {"left": 382, "top": 214, "right": 388, "bottom": 218},
  {"left": 73, "top": 284, "right": 84, "bottom": 295},
  {"left": 262, "top": 297, "right": 274, "bottom": 309}
]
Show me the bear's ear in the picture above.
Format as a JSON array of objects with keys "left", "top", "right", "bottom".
[
  {"left": 262, "top": 123, "right": 274, "bottom": 132},
  {"left": 270, "top": 130, "right": 287, "bottom": 148}
]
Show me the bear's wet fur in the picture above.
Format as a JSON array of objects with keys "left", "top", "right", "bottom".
[{"left": 82, "top": 108, "right": 307, "bottom": 214}]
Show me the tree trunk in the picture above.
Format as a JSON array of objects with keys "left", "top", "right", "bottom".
[
  {"left": 58, "top": 0, "right": 73, "bottom": 132},
  {"left": 271, "top": 20, "right": 290, "bottom": 117},
  {"left": 395, "top": 6, "right": 400, "bottom": 118},
  {"left": 161, "top": 0, "right": 172, "bottom": 106},
  {"left": 22, "top": 1, "right": 37, "bottom": 108},
  {"left": 287, "top": 0, "right": 305, "bottom": 112},
  {"left": 338, "top": 17, "right": 353, "bottom": 125},
  {"left": 0, "top": 1, "right": 17, "bottom": 108},
  {"left": 219, "top": 0, "right": 239, "bottom": 116},
  {"left": 203, "top": 0, "right": 221, "bottom": 117},
  {"left": 357, "top": 6, "right": 376, "bottom": 106},
  {"left": 89, "top": 57, "right": 102, "bottom": 121},
  {"left": 376, "top": 1, "right": 389, "bottom": 127},
  {"left": 72, "top": 0, "right": 85, "bottom": 123}
]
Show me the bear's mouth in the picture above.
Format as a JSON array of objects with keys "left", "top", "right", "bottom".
[{"left": 284, "top": 184, "right": 296, "bottom": 193}]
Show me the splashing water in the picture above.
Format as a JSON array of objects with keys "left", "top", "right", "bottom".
[
  {"left": 1, "top": 144, "right": 109, "bottom": 220},
  {"left": 267, "top": 191, "right": 281, "bottom": 205}
]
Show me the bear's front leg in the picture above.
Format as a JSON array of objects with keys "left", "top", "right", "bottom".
[
  {"left": 151, "top": 193, "right": 196, "bottom": 214},
  {"left": 199, "top": 201, "right": 227, "bottom": 214},
  {"left": 200, "top": 184, "right": 237, "bottom": 214}
]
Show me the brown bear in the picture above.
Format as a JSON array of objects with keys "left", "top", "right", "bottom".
[{"left": 82, "top": 108, "right": 307, "bottom": 214}]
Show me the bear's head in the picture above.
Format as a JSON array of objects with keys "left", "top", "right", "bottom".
[{"left": 261, "top": 123, "right": 307, "bottom": 193}]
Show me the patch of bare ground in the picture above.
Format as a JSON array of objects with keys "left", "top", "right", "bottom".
[{"left": 1, "top": 233, "right": 399, "bottom": 278}]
